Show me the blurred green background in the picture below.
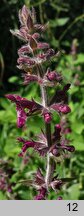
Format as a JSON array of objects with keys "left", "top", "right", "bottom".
[{"left": 0, "top": 0, "right": 84, "bottom": 200}]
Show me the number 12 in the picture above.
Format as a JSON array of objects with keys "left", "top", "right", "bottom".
[{"left": 67, "top": 203, "right": 78, "bottom": 211}]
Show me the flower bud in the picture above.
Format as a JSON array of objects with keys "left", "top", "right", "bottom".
[
  {"left": 57, "top": 196, "right": 63, "bottom": 200},
  {"left": 59, "top": 105, "right": 71, "bottom": 114},
  {"left": 62, "top": 145, "right": 75, "bottom": 152},
  {"left": 51, "top": 103, "right": 71, "bottom": 114},
  {"left": 47, "top": 71, "right": 56, "bottom": 81},
  {"left": 43, "top": 112, "right": 52, "bottom": 123}
]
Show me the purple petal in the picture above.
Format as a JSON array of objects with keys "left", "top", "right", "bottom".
[
  {"left": 46, "top": 68, "right": 62, "bottom": 82},
  {"left": 22, "top": 73, "right": 42, "bottom": 85},
  {"left": 51, "top": 103, "right": 71, "bottom": 114},
  {"left": 33, "top": 33, "right": 40, "bottom": 39},
  {"left": 34, "top": 194, "right": 45, "bottom": 200},
  {"left": 18, "top": 45, "right": 32, "bottom": 55},
  {"left": 17, "top": 137, "right": 26, "bottom": 143},
  {"left": 61, "top": 145, "right": 75, "bottom": 152},
  {"left": 16, "top": 106, "right": 27, "bottom": 128},
  {"left": 34, "top": 187, "right": 46, "bottom": 200},
  {"left": 5, "top": 94, "right": 21, "bottom": 103},
  {"left": 57, "top": 196, "right": 63, "bottom": 200},
  {"left": 17, "top": 56, "right": 35, "bottom": 66},
  {"left": 37, "top": 42, "right": 49, "bottom": 49},
  {"left": 47, "top": 71, "right": 57, "bottom": 81},
  {"left": 43, "top": 112, "right": 52, "bottom": 123}
]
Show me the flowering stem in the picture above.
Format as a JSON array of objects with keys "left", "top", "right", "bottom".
[{"left": 6, "top": 5, "right": 75, "bottom": 200}]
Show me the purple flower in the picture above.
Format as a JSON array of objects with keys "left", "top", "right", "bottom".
[
  {"left": 46, "top": 68, "right": 62, "bottom": 82},
  {"left": 35, "top": 187, "right": 47, "bottom": 200},
  {"left": 17, "top": 135, "right": 48, "bottom": 157},
  {"left": 61, "top": 145, "right": 75, "bottom": 152},
  {"left": 49, "top": 144, "right": 60, "bottom": 157},
  {"left": 7, "top": 186, "right": 12, "bottom": 193},
  {"left": 64, "top": 128, "right": 72, "bottom": 134},
  {"left": 37, "top": 42, "right": 49, "bottom": 49},
  {"left": 5, "top": 94, "right": 42, "bottom": 127},
  {"left": 16, "top": 105, "right": 27, "bottom": 128},
  {"left": 43, "top": 112, "right": 52, "bottom": 123},
  {"left": 51, "top": 103, "right": 71, "bottom": 114},
  {"left": 17, "top": 56, "right": 36, "bottom": 67},
  {"left": 37, "top": 49, "right": 55, "bottom": 63},
  {"left": 47, "top": 71, "right": 56, "bottom": 81},
  {"left": 18, "top": 45, "right": 32, "bottom": 55},
  {"left": 22, "top": 73, "right": 43, "bottom": 85},
  {"left": 17, "top": 137, "right": 35, "bottom": 155},
  {"left": 57, "top": 196, "right": 63, "bottom": 200},
  {"left": 33, "top": 33, "right": 40, "bottom": 39}
]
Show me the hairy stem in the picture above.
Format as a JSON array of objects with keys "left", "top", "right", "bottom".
[
  {"left": 42, "top": 87, "right": 55, "bottom": 188},
  {"left": 36, "top": 63, "right": 56, "bottom": 189},
  {"left": 40, "top": 73, "right": 55, "bottom": 189}
]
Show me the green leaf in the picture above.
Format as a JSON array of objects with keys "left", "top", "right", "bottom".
[
  {"left": 71, "top": 134, "right": 84, "bottom": 151},
  {"left": 71, "top": 122, "right": 84, "bottom": 134},
  {"left": 49, "top": 18, "right": 69, "bottom": 27},
  {"left": 0, "top": 98, "right": 10, "bottom": 109},
  {"left": 8, "top": 76, "right": 18, "bottom": 83},
  {"left": 0, "top": 109, "right": 16, "bottom": 124},
  {"left": 4, "top": 138, "right": 20, "bottom": 157},
  {"left": 0, "top": 192, "right": 7, "bottom": 200},
  {"left": 67, "top": 184, "right": 80, "bottom": 200}
]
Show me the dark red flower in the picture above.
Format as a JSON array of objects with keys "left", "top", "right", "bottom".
[
  {"left": 17, "top": 56, "right": 35, "bottom": 67},
  {"left": 17, "top": 135, "right": 48, "bottom": 157},
  {"left": 37, "top": 42, "right": 49, "bottom": 49},
  {"left": 49, "top": 144, "right": 60, "bottom": 157},
  {"left": 5, "top": 94, "right": 42, "bottom": 127},
  {"left": 61, "top": 145, "right": 75, "bottom": 152},
  {"left": 18, "top": 45, "right": 32, "bottom": 55},
  {"left": 51, "top": 103, "right": 71, "bottom": 114},
  {"left": 22, "top": 73, "right": 43, "bottom": 85},
  {"left": 43, "top": 112, "right": 52, "bottom": 124},
  {"left": 16, "top": 105, "right": 27, "bottom": 128},
  {"left": 46, "top": 68, "right": 62, "bottom": 82},
  {"left": 34, "top": 187, "right": 47, "bottom": 200},
  {"left": 57, "top": 196, "right": 63, "bottom": 200}
]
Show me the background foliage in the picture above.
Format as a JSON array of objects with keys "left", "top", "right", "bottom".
[{"left": 0, "top": 0, "right": 84, "bottom": 199}]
